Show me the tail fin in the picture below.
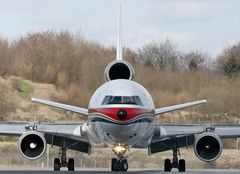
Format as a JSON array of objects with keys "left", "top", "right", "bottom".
[{"left": 116, "top": 0, "right": 123, "bottom": 60}]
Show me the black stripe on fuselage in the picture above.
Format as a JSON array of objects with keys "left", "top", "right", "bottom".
[{"left": 89, "top": 117, "right": 154, "bottom": 125}]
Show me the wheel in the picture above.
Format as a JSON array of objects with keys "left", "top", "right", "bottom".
[
  {"left": 178, "top": 159, "right": 186, "bottom": 172},
  {"left": 164, "top": 159, "right": 172, "bottom": 172},
  {"left": 68, "top": 158, "right": 75, "bottom": 171},
  {"left": 54, "top": 158, "right": 61, "bottom": 171},
  {"left": 120, "top": 159, "right": 128, "bottom": 171},
  {"left": 111, "top": 158, "right": 118, "bottom": 171}
]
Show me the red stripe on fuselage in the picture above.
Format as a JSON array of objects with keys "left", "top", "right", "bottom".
[{"left": 88, "top": 108, "right": 154, "bottom": 122}]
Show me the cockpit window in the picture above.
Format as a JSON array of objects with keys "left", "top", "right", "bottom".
[
  {"left": 101, "top": 96, "right": 113, "bottom": 105},
  {"left": 101, "top": 96, "right": 143, "bottom": 106},
  {"left": 132, "top": 96, "right": 143, "bottom": 106}
]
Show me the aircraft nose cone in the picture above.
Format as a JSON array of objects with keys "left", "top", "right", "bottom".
[{"left": 117, "top": 109, "right": 127, "bottom": 120}]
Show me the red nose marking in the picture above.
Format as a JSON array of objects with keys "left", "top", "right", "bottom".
[{"left": 89, "top": 108, "right": 154, "bottom": 121}]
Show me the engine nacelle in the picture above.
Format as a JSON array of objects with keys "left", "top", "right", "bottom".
[
  {"left": 104, "top": 60, "right": 135, "bottom": 81},
  {"left": 194, "top": 132, "right": 222, "bottom": 162},
  {"left": 18, "top": 131, "right": 46, "bottom": 160}
]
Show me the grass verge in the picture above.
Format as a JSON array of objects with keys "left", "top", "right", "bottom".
[{"left": 18, "top": 80, "right": 34, "bottom": 99}]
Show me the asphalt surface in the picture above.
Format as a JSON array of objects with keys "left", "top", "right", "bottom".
[{"left": 0, "top": 169, "right": 239, "bottom": 174}]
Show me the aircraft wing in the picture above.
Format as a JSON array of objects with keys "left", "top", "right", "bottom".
[
  {"left": 31, "top": 98, "right": 88, "bottom": 116},
  {"left": 0, "top": 121, "right": 90, "bottom": 153},
  {"left": 149, "top": 124, "right": 240, "bottom": 154},
  {"left": 155, "top": 100, "right": 207, "bottom": 115},
  {"left": 0, "top": 122, "right": 27, "bottom": 135},
  {"left": 155, "top": 123, "right": 240, "bottom": 138}
]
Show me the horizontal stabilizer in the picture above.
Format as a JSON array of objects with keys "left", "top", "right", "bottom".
[
  {"left": 31, "top": 98, "right": 88, "bottom": 116},
  {"left": 155, "top": 100, "right": 207, "bottom": 115}
]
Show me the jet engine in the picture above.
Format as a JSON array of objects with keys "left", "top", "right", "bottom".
[
  {"left": 18, "top": 131, "right": 46, "bottom": 160},
  {"left": 194, "top": 132, "right": 222, "bottom": 162},
  {"left": 104, "top": 60, "right": 135, "bottom": 81}
]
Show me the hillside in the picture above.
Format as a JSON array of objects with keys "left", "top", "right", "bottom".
[
  {"left": 0, "top": 76, "right": 85, "bottom": 123},
  {"left": 1, "top": 75, "right": 240, "bottom": 126}
]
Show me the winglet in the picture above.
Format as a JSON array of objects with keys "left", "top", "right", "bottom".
[{"left": 116, "top": 0, "right": 123, "bottom": 60}]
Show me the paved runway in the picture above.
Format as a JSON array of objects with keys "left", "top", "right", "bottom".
[{"left": 0, "top": 169, "right": 239, "bottom": 174}]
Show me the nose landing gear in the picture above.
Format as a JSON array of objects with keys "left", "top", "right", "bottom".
[{"left": 111, "top": 144, "right": 129, "bottom": 171}]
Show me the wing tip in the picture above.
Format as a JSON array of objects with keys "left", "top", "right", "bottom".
[
  {"left": 31, "top": 98, "right": 41, "bottom": 102},
  {"left": 202, "top": 99, "right": 207, "bottom": 103}
]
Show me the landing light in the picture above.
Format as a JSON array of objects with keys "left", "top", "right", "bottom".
[
  {"left": 113, "top": 145, "right": 126, "bottom": 153},
  {"left": 30, "top": 143, "right": 37, "bottom": 149},
  {"left": 112, "top": 144, "right": 129, "bottom": 157}
]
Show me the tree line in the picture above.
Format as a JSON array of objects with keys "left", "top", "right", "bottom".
[
  {"left": 1, "top": 31, "right": 238, "bottom": 79},
  {"left": 1, "top": 30, "right": 240, "bottom": 114}
]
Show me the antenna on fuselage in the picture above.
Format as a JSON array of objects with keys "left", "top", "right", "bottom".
[{"left": 116, "top": 0, "right": 123, "bottom": 60}]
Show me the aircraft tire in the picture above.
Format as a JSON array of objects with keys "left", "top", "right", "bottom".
[
  {"left": 120, "top": 159, "right": 128, "bottom": 171},
  {"left": 178, "top": 159, "right": 185, "bottom": 172},
  {"left": 164, "top": 159, "right": 171, "bottom": 172},
  {"left": 54, "top": 158, "right": 61, "bottom": 171},
  {"left": 68, "top": 158, "right": 75, "bottom": 171},
  {"left": 111, "top": 158, "right": 118, "bottom": 171}
]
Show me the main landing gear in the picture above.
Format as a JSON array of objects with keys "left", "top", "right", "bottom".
[
  {"left": 164, "top": 158, "right": 185, "bottom": 172},
  {"left": 164, "top": 139, "right": 186, "bottom": 172},
  {"left": 111, "top": 144, "right": 129, "bottom": 171},
  {"left": 53, "top": 147, "right": 75, "bottom": 171}
]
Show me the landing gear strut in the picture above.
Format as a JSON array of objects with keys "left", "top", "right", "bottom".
[
  {"left": 53, "top": 147, "right": 75, "bottom": 171},
  {"left": 164, "top": 139, "right": 186, "bottom": 172}
]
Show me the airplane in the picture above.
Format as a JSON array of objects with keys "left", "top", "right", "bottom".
[{"left": 1, "top": 2, "right": 240, "bottom": 173}]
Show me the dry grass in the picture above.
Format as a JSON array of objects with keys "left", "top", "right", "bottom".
[{"left": 133, "top": 65, "right": 240, "bottom": 116}]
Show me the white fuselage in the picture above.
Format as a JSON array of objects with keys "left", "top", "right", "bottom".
[{"left": 86, "top": 79, "right": 155, "bottom": 148}]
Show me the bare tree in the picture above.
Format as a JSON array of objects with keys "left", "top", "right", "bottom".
[
  {"left": 137, "top": 39, "right": 181, "bottom": 70},
  {"left": 180, "top": 51, "right": 210, "bottom": 70}
]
